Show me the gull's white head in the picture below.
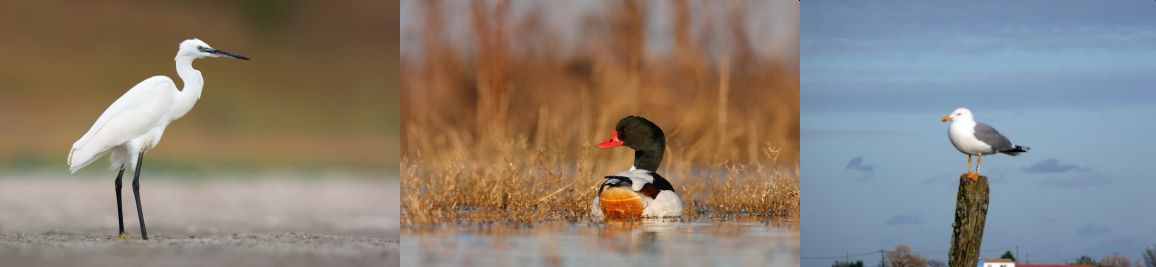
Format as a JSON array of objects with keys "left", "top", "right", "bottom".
[
  {"left": 941, "top": 107, "right": 974, "bottom": 123},
  {"left": 175, "top": 38, "right": 249, "bottom": 61}
]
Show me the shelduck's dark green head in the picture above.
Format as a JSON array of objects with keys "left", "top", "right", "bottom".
[{"left": 596, "top": 116, "right": 666, "bottom": 171}]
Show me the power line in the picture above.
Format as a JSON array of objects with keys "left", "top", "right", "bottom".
[
  {"left": 802, "top": 246, "right": 1017, "bottom": 261},
  {"left": 802, "top": 250, "right": 880, "bottom": 260}
]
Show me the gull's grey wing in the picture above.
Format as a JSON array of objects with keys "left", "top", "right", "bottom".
[{"left": 973, "top": 122, "right": 1015, "bottom": 151}]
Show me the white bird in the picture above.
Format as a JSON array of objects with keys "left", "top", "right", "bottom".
[
  {"left": 67, "top": 38, "right": 248, "bottom": 240},
  {"left": 941, "top": 107, "right": 1029, "bottom": 181}
]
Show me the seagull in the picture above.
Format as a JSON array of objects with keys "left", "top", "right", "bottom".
[{"left": 941, "top": 107, "right": 1029, "bottom": 180}]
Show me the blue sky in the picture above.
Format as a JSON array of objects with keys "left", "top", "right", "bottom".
[{"left": 803, "top": 1, "right": 1156, "bottom": 265}]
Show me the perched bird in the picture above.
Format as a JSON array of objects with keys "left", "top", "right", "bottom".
[
  {"left": 941, "top": 107, "right": 1029, "bottom": 180},
  {"left": 592, "top": 116, "right": 684, "bottom": 218},
  {"left": 68, "top": 38, "right": 248, "bottom": 240}
]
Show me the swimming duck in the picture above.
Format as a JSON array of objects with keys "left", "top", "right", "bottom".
[{"left": 591, "top": 116, "right": 684, "bottom": 218}]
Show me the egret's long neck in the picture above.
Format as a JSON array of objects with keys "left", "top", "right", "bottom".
[{"left": 172, "top": 57, "right": 203, "bottom": 120}]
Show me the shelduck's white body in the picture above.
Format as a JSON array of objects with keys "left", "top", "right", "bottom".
[{"left": 591, "top": 168, "right": 684, "bottom": 218}]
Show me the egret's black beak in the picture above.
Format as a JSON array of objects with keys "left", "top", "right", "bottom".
[{"left": 200, "top": 47, "right": 250, "bottom": 60}]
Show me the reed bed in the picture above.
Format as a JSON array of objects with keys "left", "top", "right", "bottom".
[
  {"left": 401, "top": 0, "right": 799, "bottom": 229},
  {"left": 401, "top": 141, "right": 799, "bottom": 227}
]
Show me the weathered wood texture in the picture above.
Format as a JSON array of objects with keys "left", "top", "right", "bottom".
[{"left": 949, "top": 174, "right": 989, "bottom": 267}]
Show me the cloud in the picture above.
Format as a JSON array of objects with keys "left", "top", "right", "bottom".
[
  {"left": 1021, "top": 159, "right": 1110, "bottom": 188},
  {"left": 802, "top": 129, "right": 912, "bottom": 139},
  {"left": 1023, "top": 158, "right": 1085, "bottom": 173},
  {"left": 803, "top": 1, "right": 1156, "bottom": 112},
  {"left": 1077, "top": 223, "right": 1110, "bottom": 236},
  {"left": 845, "top": 157, "right": 876, "bottom": 172},
  {"left": 804, "top": 1, "right": 1156, "bottom": 54},
  {"left": 885, "top": 213, "right": 925, "bottom": 226},
  {"left": 1039, "top": 173, "right": 1112, "bottom": 188},
  {"left": 845, "top": 157, "right": 877, "bottom": 181}
]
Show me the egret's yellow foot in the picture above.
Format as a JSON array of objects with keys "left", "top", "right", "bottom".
[
  {"left": 965, "top": 172, "right": 980, "bottom": 181},
  {"left": 118, "top": 233, "right": 127, "bottom": 240}
]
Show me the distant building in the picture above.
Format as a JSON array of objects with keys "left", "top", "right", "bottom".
[
  {"left": 982, "top": 259, "right": 1094, "bottom": 267},
  {"left": 1019, "top": 265, "right": 1093, "bottom": 267},
  {"left": 983, "top": 258, "right": 1014, "bottom": 267}
]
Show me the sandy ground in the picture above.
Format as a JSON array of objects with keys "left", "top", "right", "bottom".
[{"left": 0, "top": 173, "right": 399, "bottom": 267}]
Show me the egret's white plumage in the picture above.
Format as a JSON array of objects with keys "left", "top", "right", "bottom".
[
  {"left": 68, "top": 39, "right": 247, "bottom": 173},
  {"left": 67, "top": 38, "right": 247, "bottom": 241},
  {"left": 69, "top": 76, "right": 174, "bottom": 173}
]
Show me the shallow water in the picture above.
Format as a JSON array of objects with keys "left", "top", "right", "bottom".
[
  {"left": 0, "top": 174, "right": 400, "bottom": 267},
  {"left": 1, "top": 232, "right": 397, "bottom": 267},
  {"left": 403, "top": 219, "right": 798, "bottom": 267}
]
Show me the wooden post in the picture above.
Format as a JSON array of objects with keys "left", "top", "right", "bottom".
[{"left": 950, "top": 174, "right": 989, "bottom": 267}]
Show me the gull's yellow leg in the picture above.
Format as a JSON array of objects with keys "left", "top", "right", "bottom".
[
  {"left": 977, "top": 155, "right": 982, "bottom": 174},
  {"left": 967, "top": 154, "right": 973, "bottom": 174},
  {"left": 968, "top": 155, "right": 983, "bottom": 181}
]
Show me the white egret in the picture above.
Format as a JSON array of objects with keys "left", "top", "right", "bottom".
[{"left": 67, "top": 38, "right": 248, "bottom": 240}]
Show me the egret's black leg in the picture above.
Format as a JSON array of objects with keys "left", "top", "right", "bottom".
[
  {"left": 115, "top": 168, "right": 126, "bottom": 240},
  {"left": 132, "top": 152, "right": 148, "bottom": 240}
]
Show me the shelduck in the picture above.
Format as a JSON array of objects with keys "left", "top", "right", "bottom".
[{"left": 591, "top": 116, "right": 684, "bottom": 218}]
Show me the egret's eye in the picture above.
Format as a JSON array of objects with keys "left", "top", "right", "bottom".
[{"left": 197, "top": 46, "right": 211, "bottom": 52}]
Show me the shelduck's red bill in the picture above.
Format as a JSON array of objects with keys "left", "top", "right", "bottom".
[{"left": 596, "top": 131, "right": 625, "bottom": 149}]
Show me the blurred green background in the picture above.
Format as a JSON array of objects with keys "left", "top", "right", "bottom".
[{"left": 0, "top": 0, "right": 398, "bottom": 174}]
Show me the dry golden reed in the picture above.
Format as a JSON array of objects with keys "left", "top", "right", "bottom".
[{"left": 402, "top": 0, "right": 799, "bottom": 228}]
